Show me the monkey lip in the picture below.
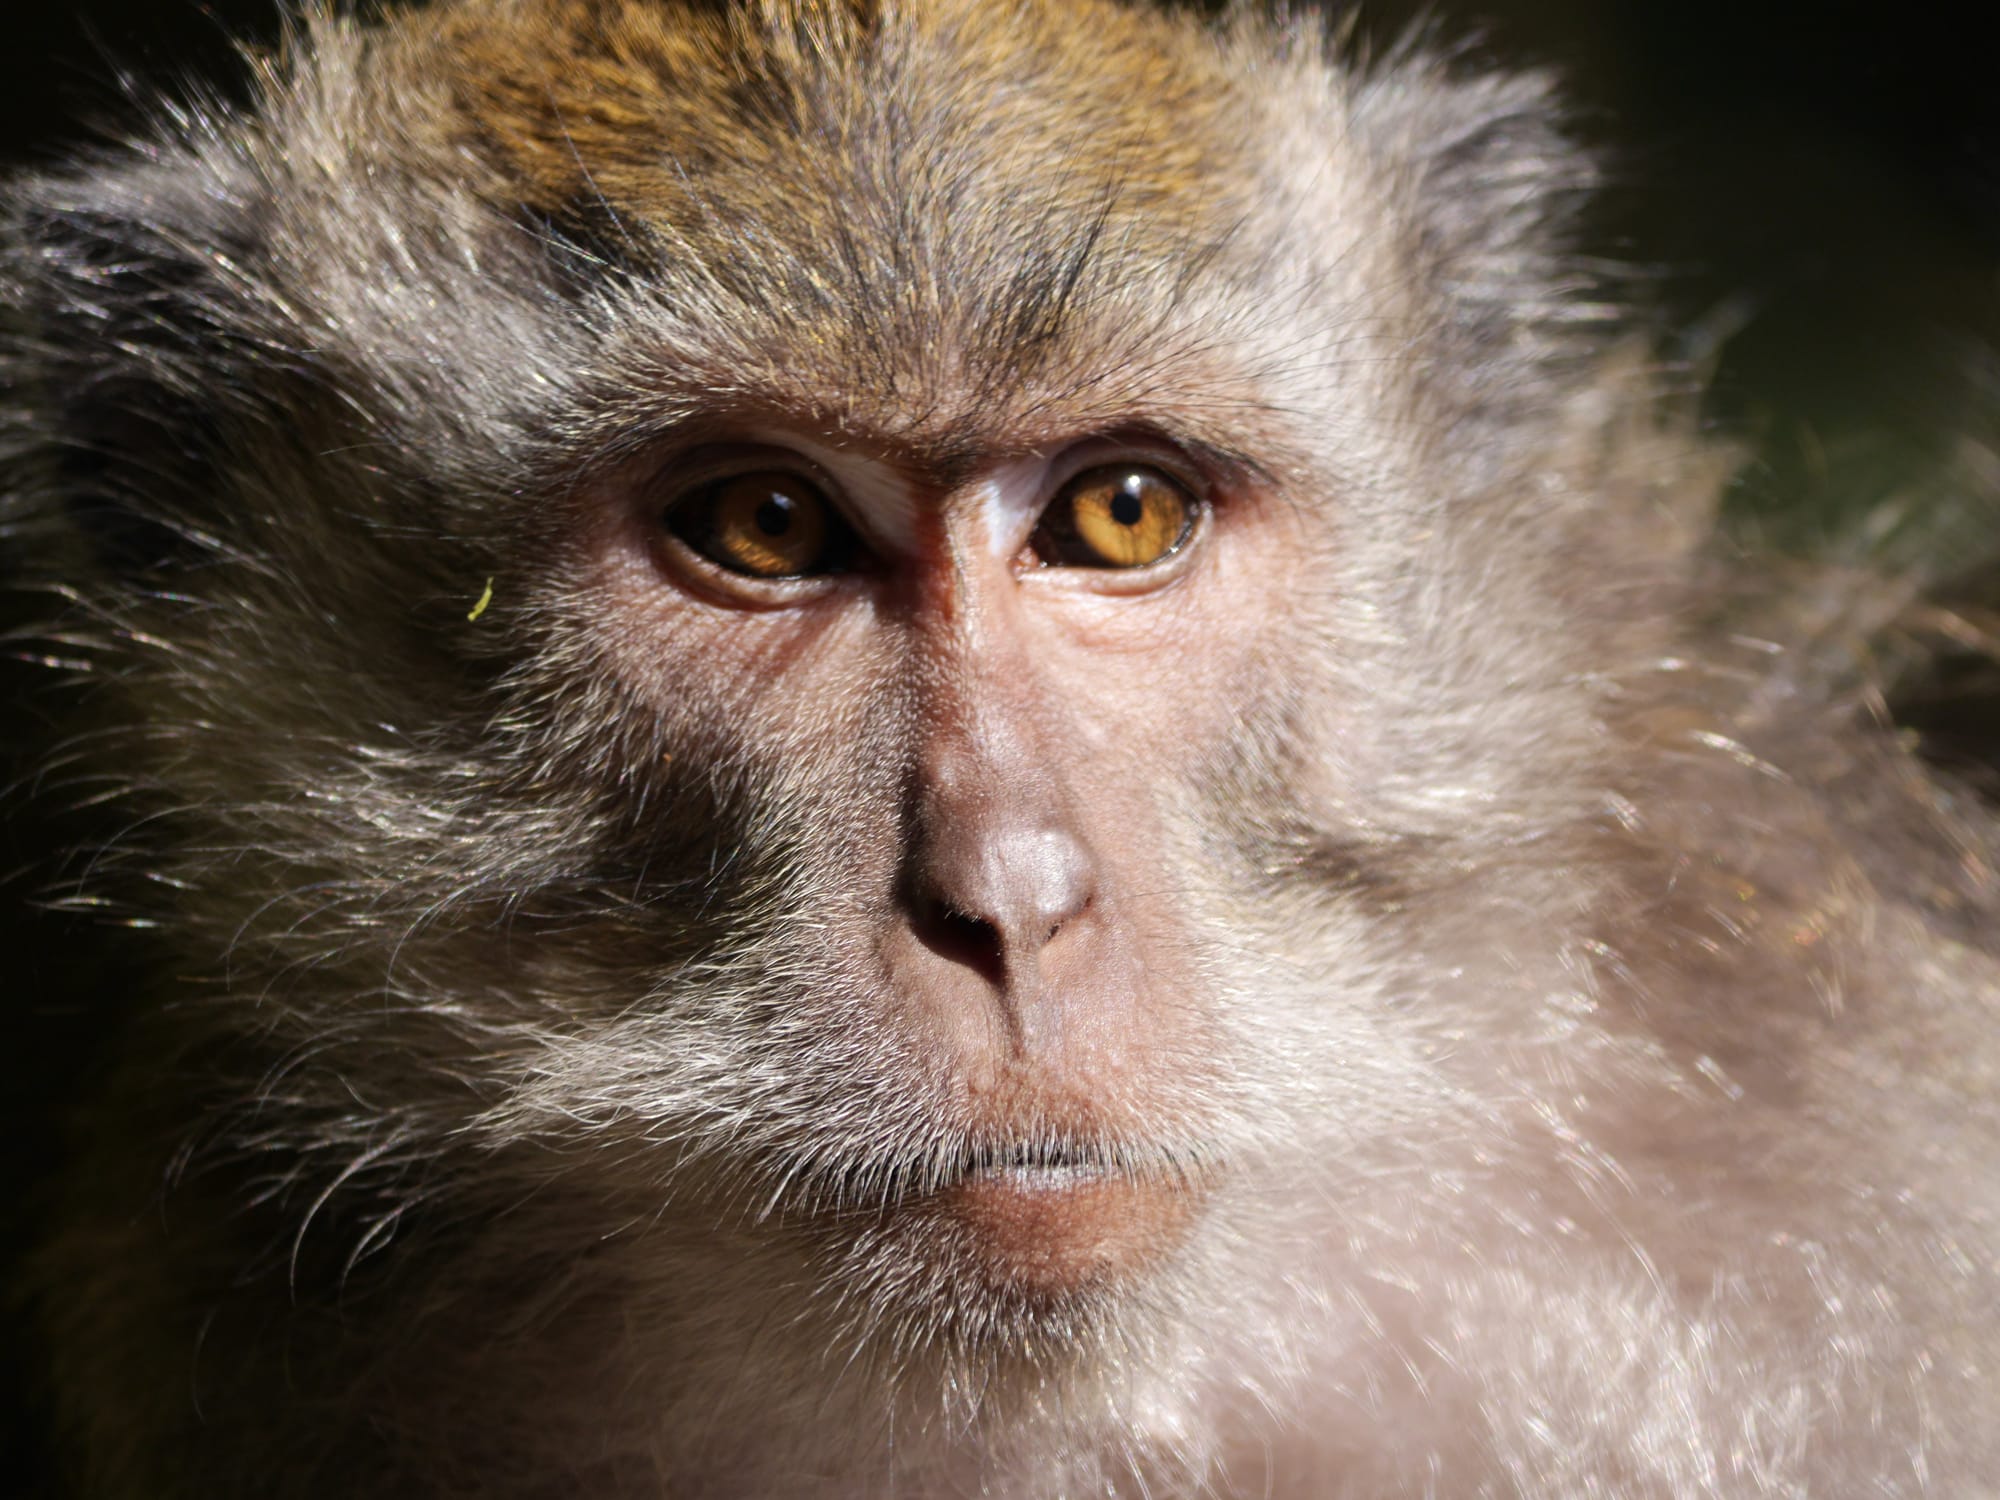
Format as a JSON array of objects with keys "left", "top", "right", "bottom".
[{"left": 933, "top": 1145, "right": 1212, "bottom": 1293}]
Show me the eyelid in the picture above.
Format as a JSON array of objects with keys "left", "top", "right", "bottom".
[
  {"left": 1040, "top": 436, "right": 1213, "bottom": 503},
  {"left": 651, "top": 443, "right": 845, "bottom": 500}
]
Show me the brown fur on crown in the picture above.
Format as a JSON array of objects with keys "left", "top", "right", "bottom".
[
  {"left": 423, "top": 0, "right": 1232, "bottom": 229},
  {"left": 380, "top": 0, "right": 1281, "bottom": 464}
]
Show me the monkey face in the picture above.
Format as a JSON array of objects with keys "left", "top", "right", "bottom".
[
  {"left": 557, "top": 415, "right": 1318, "bottom": 1300},
  {"left": 12, "top": 0, "right": 1630, "bottom": 1331}
]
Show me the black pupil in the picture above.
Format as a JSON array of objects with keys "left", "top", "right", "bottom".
[
  {"left": 754, "top": 493, "right": 795, "bottom": 537},
  {"left": 1109, "top": 482, "right": 1144, "bottom": 527}
]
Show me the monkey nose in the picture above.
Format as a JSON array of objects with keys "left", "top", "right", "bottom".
[{"left": 907, "top": 823, "right": 1098, "bottom": 989}]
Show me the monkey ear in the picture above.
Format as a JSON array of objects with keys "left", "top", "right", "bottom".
[
  {"left": 2, "top": 146, "right": 262, "bottom": 577},
  {"left": 1345, "top": 49, "right": 1607, "bottom": 368}
]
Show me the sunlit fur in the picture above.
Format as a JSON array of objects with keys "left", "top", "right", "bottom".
[{"left": 3, "top": 2, "right": 1997, "bottom": 1496}]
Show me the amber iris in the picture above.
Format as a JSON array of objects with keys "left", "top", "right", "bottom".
[
  {"left": 1037, "top": 466, "right": 1196, "bottom": 568},
  {"left": 675, "top": 472, "right": 837, "bottom": 578}
]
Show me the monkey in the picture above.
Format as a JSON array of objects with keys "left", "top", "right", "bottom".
[{"left": 2, "top": 0, "right": 1997, "bottom": 1495}]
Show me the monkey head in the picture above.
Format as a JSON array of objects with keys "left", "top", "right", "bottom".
[{"left": 5, "top": 2, "right": 1991, "bottom": 1496}]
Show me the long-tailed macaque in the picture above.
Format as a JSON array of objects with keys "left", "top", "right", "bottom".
[{"left": 2, "top": 2, "right": 1996, "bottom": 1495}]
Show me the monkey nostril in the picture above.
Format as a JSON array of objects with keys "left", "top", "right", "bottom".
[
  {"left": 1042, "top": 891, "right": 1090, "bottom": 948},
  {"left": 912, "top": 897, "right": 1007, "bottom": 988}
]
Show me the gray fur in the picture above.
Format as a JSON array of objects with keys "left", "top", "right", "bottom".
[{"left": 2, "top": 2, "right": 1996, "bottom": 1496}]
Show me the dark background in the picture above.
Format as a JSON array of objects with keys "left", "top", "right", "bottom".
[{"left": 3, "top": 0, "right": 1998, "bottom": 1490}]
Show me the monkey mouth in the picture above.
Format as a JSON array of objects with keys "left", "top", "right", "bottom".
[
  {"left": 927, "top": 1138, "right": 1215, "bottom": 1293},
  {"left": 955, "top": 1141, "right": 1118, "bottom": 1182},
  {"left": 789, "top": 1135, "right": 1212, "bottom": 1206},
  {"left": 780, "top": 1135, "right": 1216, "bottom": 1293},
  {"left": 949, "top": 1138, "right": 1209, "bottom": 1187}
]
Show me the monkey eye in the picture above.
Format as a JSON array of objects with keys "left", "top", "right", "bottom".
[
  {"left": 1031, "top": 465, "right": 1198, "bottom": 569},
  {"left": 665, "top": 470, "right": 856, "bottom": 579}
]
